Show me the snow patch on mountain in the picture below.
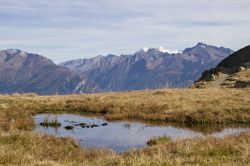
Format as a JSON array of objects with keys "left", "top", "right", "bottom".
[
  {"left": 142, "top": 48, "right": 149, "bottom": 52},
  {"left": 74, "top": 80, "right": 86, "bottom": 93},
  {"left": 140, "top": 47, "right": 182, "bottom": 54},
  {"left": 5, "top": 49, "right": 20, "bottom": 54},
  {"left": 157, "top": 47, "right": 182, "bottom": 54}
]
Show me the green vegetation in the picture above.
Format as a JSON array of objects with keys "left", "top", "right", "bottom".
[{"left": 0, "top": 88, "right": 249, "bottom": 165}]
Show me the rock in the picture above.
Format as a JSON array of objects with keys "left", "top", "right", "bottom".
[
  {"left": 64, "top": 126, "right": 74, "bottom": 130},
  {"left": 244, "top": 62, "right": 250, "bottom": 68},
  {"left": 227, "top": 76, "right": 238, "bottom": 81},
  {"left": 90, "top": 124, "right": 99, "bottom": 128},
  {"left": 237, "top": 66, "right": 247, "bottom": 72},
  {"left": 101, "top": 123, "right": 108, "bottom": 126},
  {"left": 211, "top": 74, "right": 216, "bottom": 81},
  {"left": 78, "top": 123, "right": 87, "bottom": 127},
  {"left": 199, "top": 68, "right": 218, "bottom": 82},
  {"left": 235, "top": 81, "right": 250, "bottom": 88}
]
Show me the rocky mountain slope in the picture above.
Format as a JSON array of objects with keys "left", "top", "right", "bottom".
[
  {"left": 194, "top": 45, "right": 250, "bottom": 88},
  {"left": 0, "top": 49, "right": 99, "bottom": 95},
  {"left": 61, "top": 43, "right": 233, "bottom": 91}
]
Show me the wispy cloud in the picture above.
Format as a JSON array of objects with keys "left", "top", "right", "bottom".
[{"left": 0, "top": 0, "right": 249, "bottom": 63}]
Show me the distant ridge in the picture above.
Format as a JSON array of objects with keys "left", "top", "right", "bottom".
[
  {"left": 60, "top": 43, "right": 233, "bottom": 91},
  {"left": 0, "top": 49, "right": 99, "bottom": 95}
]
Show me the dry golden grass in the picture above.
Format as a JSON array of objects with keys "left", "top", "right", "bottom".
[
  {"left": 0, "top": 130, "right": 116, "bottom": 166},
  {"left": 1, "top": 88, "right": 250, "bottom": 125},
  {"left": 0, "top": 129, "right": 249, "bottom": 165},
  {"left": 0, "top": 88, "right": 250, "bottom": 165},
  {"left": 233, "top": 69, "right": 250, "bottom": 81}
]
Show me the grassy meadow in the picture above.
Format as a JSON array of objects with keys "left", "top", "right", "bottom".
[{"left": 0, "top": 88, "right": 250, "bottom": 165}]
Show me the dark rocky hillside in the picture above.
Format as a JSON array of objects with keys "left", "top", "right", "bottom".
[
  {"left": 217, "top": 45, "right": 250, "bottom": 70},
  {"left": 194, "top": 45, "right": 250, "bottom": 88}
]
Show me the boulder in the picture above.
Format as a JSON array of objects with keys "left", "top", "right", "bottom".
[{"left": 237, "top": 66, "right": 247, "bottom": 72}]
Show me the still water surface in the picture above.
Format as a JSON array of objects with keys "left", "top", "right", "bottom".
[{"left": 34, "top": 114, "right": 249, "bottom": 152}]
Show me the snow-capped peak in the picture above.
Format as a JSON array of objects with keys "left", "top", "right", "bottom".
[
  {"left": 157, "top": 46, "right": 168, "bottom": 53},
  {"left": 139, "top": 47, "right": 182, "bottom": 54},
  {"left": 141, "top": 48, "right": 149, "bottom": 52}
]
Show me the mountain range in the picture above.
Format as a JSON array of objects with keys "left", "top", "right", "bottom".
[
  {"left": 60, "top": 43, "right": 233, "bottom": 91},
  {"left": 0, "top": 43, "right": 234, "bottom": 95}
]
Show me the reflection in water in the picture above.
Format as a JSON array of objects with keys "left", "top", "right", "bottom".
[
  {"left": 123, "top": 123, "right": 131, "bottom": 129},
  {"left": 34, "top": 114, "right": 249, "bottom": 152}
]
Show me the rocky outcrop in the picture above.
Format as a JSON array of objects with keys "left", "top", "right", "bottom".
[{"left": 194, "top": 45, "right": 250, "bottom": 88}]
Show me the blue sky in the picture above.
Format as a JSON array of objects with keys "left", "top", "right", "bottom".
[{"left": 0, "top": 0, "right": 249, "bottom": 63}]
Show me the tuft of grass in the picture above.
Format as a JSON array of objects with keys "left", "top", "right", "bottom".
[
  {"left": 39, "top": 117, "right": 61, "bottom": 128},
  {"left": 147, "top": 136, "right": 171, "bottom": 146}
]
